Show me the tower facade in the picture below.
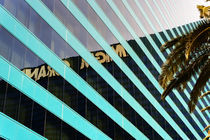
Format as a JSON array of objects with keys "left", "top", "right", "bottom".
[{"left": 0, "top": 0, "right": 209, "bottom": 139}]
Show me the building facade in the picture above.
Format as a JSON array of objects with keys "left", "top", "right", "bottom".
[{"left": 0, "top": 0, "right": 209, "bottom": 139}]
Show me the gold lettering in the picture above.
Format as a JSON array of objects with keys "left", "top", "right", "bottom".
[
  {"left": 55, "top": 71, "right": 60, "bottom": 76},
  {"left": 25, "top": 68, "right": 39, "bottom": 81},
  {"left": 22, "top": 46, "right": 126, "bottom": 74},
  {"left": 47, "top": 66, "right": 56, "bottom": 77},
  {"left": 37, "top": 65, "right": 47, "bottom": 80},
  {"left": 113, "top": 44, "right": 127, "bottom": 57},
  {"left": 80, "top": 58, "right": 89, "bottom": 70},
  {"left": 95, "top": 52, "right": 106, "bottom": 63},
  {"left": 63, "top": 60, "right": 70, "bottom": 67}
]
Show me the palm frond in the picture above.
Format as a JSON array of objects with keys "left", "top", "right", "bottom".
[
  {"left": 159, "top": 41, "right": 187, "bottom": 89},
  {"left": 159, "top": 19, "right": 210, "bottom": 113},
  {"left": 188, "top": 60, "right": 210, "bottom": 113},
  {"left": 185, "top": 27, "right": 210, "bottom": 60},
  {"left": 160, "top": 35, "right": 185, "bottom": 52},
  {"left": 200, "top": 106, "right": 210, "bottom": 112},
  {"left": 200, "top": 91, "right": 210, "bottom": 98},
  {"left": 203, "top": 125, "right": 210, "bottom": 132},
  {"left": 161, "top": 53, "right": 209, "bottom": 100}
]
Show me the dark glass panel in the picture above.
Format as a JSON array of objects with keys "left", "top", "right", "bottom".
[
  {"left": 45, "top": 112, "right": 61, "bottom": 139},
  {"left": 61, "top": 120, "right": 88, "bottom": 140},
  {"left": 166, "top": 29, "right": 173, "bottom": 39},
  {"left": 0, "top": 79, "right": 89, "bottom": 139},
  {"left": 4, "top": 84, "right": 20, "bottom": 120},
  {"left": 0, "top": 81, "right": 7, "bottom": 112},
  {"left": 178, "top": 26, "right": 184, "bottom": 35},
  {"left": 18, "top": 94, "right": 33, "bottom": 129},
  {"left": 31, "top": 102, "right": 45, "bottom": 135},
  {"left": 48, "top": 76, "right": 63, "bottom": 100},
  {"left": 182, "top": 25, "right": 188, "bottom": 34},
  {"left": 172, "top": 28, "right": 178, "bottom": 36}
]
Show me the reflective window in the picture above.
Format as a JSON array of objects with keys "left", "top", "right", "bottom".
[
  {"left": 0, "top": 27, "right": 45, "bottom": 69},
  {"left": 0, "top": 80, "right": 88, "bottom": 139},
  {"left": 0, "top": 1, "right": 208, "bottom": 139}
]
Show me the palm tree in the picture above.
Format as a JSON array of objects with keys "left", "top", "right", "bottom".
[
  {"left": 199, "top": 90, "right": 210, "bottom": 139},
  {"left": 159, "top": 19, "right": 210, "bottom": 113},
  {"left": 200, "top": 91, "right": 210, "bottom": 112},
  {"left": 200, "top": 91, "right": 210, "bottom": 98},
  {"left": 203, "top": 124, "right": 210, "bottom": 140}
]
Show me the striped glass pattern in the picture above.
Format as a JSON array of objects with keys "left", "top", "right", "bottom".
[{"left": 0, "top": 0, "right": 209, "bottom": 139}]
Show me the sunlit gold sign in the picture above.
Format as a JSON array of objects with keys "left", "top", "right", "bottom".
[
  {"left": 22, "top": 44, "right": 128, "bottom": 81},
  {"left": 22, "top": 60, "right": 70, "bottom": 81},
  {"left": 80, "top": 44, "right": 128, "bottom": 69}
]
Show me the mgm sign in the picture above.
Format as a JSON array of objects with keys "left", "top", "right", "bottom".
[{"left": 22, "top": 44, "right": 128, "bottom": 81}]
